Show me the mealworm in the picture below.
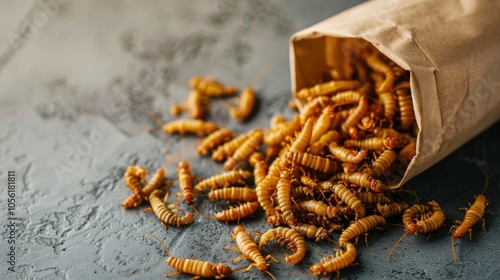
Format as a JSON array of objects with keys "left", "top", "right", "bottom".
[
  {"left": 416, "top": 200, "right": 445, "bottom": 234},
  {"left": 197, "top": 128, "right": 234, "bottom": 155},
  {"left": 296, "top": 80, "right": 361, "bottom": 99},
  {"left": 291, "top": 222, "right": 329, "bottom": 241},
  {"left": 253, "top": 160, "right": 269, "bottom": 186},
  {"left": 285, "top": 152, "right": 340, "bottom": 174},
  {"left": 332, "top": 182, "right": 366, "bottom": 219},
  {"left": 194, "top": 170, "right": 252, "bottom": 192},
  {"left": 330, "top": 90, "right": 363, "bottom": 104},
  {"left": 230, "top": 87, "right": 256, "bottom": 120},
  {"left": 365, "top": 54, "right": 395, "bottom": 93},
  {"left": 344, "top": 137, "right": 400, "bottom": 151},
  {"left": 147, "top": 233, "right": 233, "bottom": 279},
  {"left": 378, "top": 92, "right": 397, "bottom": 121},
  {"left": 309, "top": 242, "right": 356, "bottom": 277},
  {"left": 215, "top": 201, "right": 260, "bottom": 222},
  {"left": 289, "top": 118, "right": 314, "bottom": 153},
  {"left": 189, "top": 76, "right": 237, "bottom": 97},
  {"left": 338, "top": 215, "right": 386, "bottom": 247},
  {"left": 341, "top": 96, "right": 369, "bottom": 134},
  {"left": 297, "top": 199, "right": 337, "bottom": 218},
  {"left": 123, "top": 165, "right": 147, "bottom": 197},
  {"left": 148, "top": 190, "right": 194, "bottom": 227},
  {"left": 162, "top": 119, "right": 219, "bottom": 136},
  {"left": 376, "top": 202, "right": 409, "bottom": 219},
  {"left": 224, "top": 129, "right": 263, "bottom": 170},
  {"left": 259, "top": 227, "right": 306, "bottom": 265},
  {"left": 264, "top": 115, "right": 301, "bottom": 146},
  {"left": 166, "top": 257, "right": 232, "bottom": 279},
  {"left": 228, "top": 225, "right": 278, "bottom": 279},
  {"left": 328, "top": 144, "right": 368, "bottom": 164},
  {"left": 388, "top": 201, "right": 445, "bottom": 262},
  {"left": 331, "top": 172, "right": 384, "bottom": 194},
  {"left": 208, "top": 187, "right": 257, "bottom": 202},
  {"left": 212, "top": 133, "right": 251, "bottom": 162},
  {"left": 395, "top": 87, "right": 415, "bottom": 130},
  {"left": 177, "top": 160, "right": 194, "bottom": 205},
  {"left": 300, "top": 175, "right": 318, "bottom": 189},
  {"left": 451, "top": 195, "right": 491, "bottom": 261},
  {"left": 256, "top": 158, "right": 282, "bottom": 224},
  {"left": 355, "top": 191, "right": 391, "bottom": 206},
  {"left": 368, "top": 149, "right": 397, "bottom": 178},
  {"left": 276, "top": 169, "right": 297, "bottom": 226},
  {"left": 299, "top": 96, "right": 331, "bottom": 125},
  {"left": 310, "top": 107, "right": 334, "bottom": 145},
  {"left": 402, "top": 204, "right": 428, "bottom": 235},
  {"left": 186, "top": 89, "right": 209, "bottom": 119},
  {"left": 122, "top": 168, "right": 166, "bottom": 209}
]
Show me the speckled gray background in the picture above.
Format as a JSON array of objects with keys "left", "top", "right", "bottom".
[{"left": 0, "top": 1, "right": 499, "bottom": 279}]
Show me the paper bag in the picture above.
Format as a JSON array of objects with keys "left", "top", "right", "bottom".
[{"left": 290, "top": 0, "right": 500, "bottom": 187}]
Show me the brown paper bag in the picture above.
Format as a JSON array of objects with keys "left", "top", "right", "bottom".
[{"left": 290, "top": 0, "right": 500, "bottom": 188}]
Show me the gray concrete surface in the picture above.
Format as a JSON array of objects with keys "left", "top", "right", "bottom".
[{"left": 0, "top": 1, "right": 499, "bottom": 279}]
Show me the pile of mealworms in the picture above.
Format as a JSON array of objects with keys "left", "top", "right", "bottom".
[{"left": 120, "top": 46, "right": 491, "bottom": 279}]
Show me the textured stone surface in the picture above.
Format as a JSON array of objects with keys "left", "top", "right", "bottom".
[{"left": 1, "top": 1, "right": 499, "bottom": 279}]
